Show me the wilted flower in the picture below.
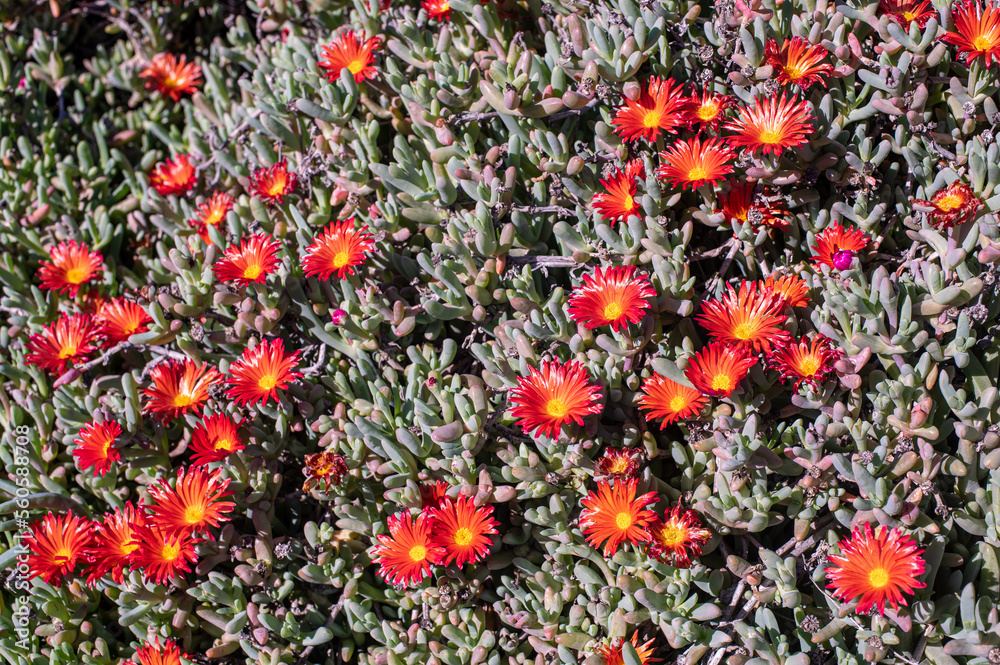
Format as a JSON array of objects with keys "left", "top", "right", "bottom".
[
  {"left": 941, "top": 1, "right": 1000, "bottom": 66},
  {"left": 250, "top": 159, "right": 297, "bottom": 205},
  {"left": 592, "top": 160, "right": 644, "bottom": 225},
  {"left": 213, "top": 234, "right": 282, "bottom": 287},
  {"left": 189, "top": 414, "right": 244, "bottom": 466},
  {"left": 82, "top": 502, "right": 146, "bottom": 585},
  {"left": 319, "top": 31, "right": 382, "bottom": 84},
  {"left": 596, "top": 633, "right": 659, "bottom": 665},
  {"left": 637, "top": 374, "right": 708, "bottom": 427},
  {"left": 430, "top": 495, "right": 499, "bottom": 567},
  {"left": 509, "top": 360, "right": 604, "bottom": 439},
  {"left": 189, "top": 191, "right": 235, "bottom": 244},
  {"left": 697, "top": 281, "right": 791, "bottom": 352},
  {"left": 301, "top": 218, "right": 375, "bottom": 280},
  {"left": 911, "top": 182, "right": 984, "bottom": 229},
  {"left": 579, "top": 479, "right": 657, "bottom": 557},
  {"left": 718, "top": 180, "right": 790, "bottom": 230},
  {"left": 879, "top": 0, "right": 936, "bottom": 27},
  {"left": 419, "top": 480, "right": 452, "bottom": 509},
  {"left": 656, "top": 137, "right": 736, "bottom": 190},
  {"left": 768, "top": 334, "right": 843, "bottom": 391},
  {"left": 372, "top": 511, "right": 445, "bottom": 585},
  {"left": 303, "top": 451, "right": 349, "bottom": 491},
  {"left": 811, "top": 223, "right": 869, "bottom": 271},
  {"left": 21, "top": 512, "right": 93, "bottom": 586},
  {"left": 38, "top": 240, "right": 103, "bottom": 296},
  {"left": 25, "top": 313, "right": 103, "bottom": 374},
  {"left": 724, "top": 94, "right": 814, "bottom": 156},
  {"left": 141, "top": 359, "right": 222, "bottom": 423},
  {"left": 147, "top": 467, "right": 235, "bottom": 536},
  {"left": 764, "top": 37, "right": 833, "bottom": 89},
  {"left": 139, "top": 53, "right": 203, "bottom": 101},
  {"left": 225, "top": 338, "right": 303, "bottom": 407},
  {"left": 647, "top": 506, "right": 711, "bottom": 567},
  {"left": 566, "top": 265, "right": 655, "bottom": 332},
  {"left": 595, "top": 447, "right": 643, "bottom": 480},
  {"left": 72, "top": 420, "right": 122, "bottom": 476},
  {"left": 611, "top": 76, "right": 686, "bottom": 143},
  {"left": 149, "top": 155, "right": 196, "bottom": 196},
  {"left": 96, "top": 298, "right": 152, "bottom": 346},
  {"left": 684, "top": 342, "right": 757, "bottom": 397}
]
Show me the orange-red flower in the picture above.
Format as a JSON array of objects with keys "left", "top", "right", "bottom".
[
  {"left": 592, "top": 160, "right": 644, "bottom": 225},
  {"left": 130, "top": 524, "right": 200, "bottom": 586},
  {"left": 303, "top": 451, "right": 350, "bottom": 491},
  {"left": 423, "top": 0, "right": 450, "bottom": 19},
  {"left": 128, "top": 638, "right": 188, "bottom": 665},
  {"left": 810, "top": 222, "right": 869, "bottom": 271},
  {"left": 567, "top": 266, "right": 655, "bottom": 332},
  {"left": 25, "top": 313, "right": 103, "bottom": 375},
  {"left": 596, "top": 632, "right": 658, "bottom": 665},
  {"left": 139, "top": 53, "right": 202, "bottom": 101},
  {"left": 680, "top": 89, "right": 734, "bottom": 132},
  {"left": 419, "top": 480, "right": 452, "bottom": 509},
  {"left": 647, "top": 506, "right": 711, "bottom": 568},
  {"left": 250, "top": 159, "right": 298, "bottom": 206},
  {"left": 150, "top": 154, "right": 196, "bottom": 197},
  {"left": 225, "top": 338, "right": 303, "bottom": 407},
  {"left": 189, "top": 191, "right": 235, "bottom": 244},
  {"left": 724, "top": 94, "right": 814, "bottom": 156},
  {"left": 82, "top": 502, "right": 146, "bottom": 585},
  {"left": 879, "top": 0, "right": 937, "bottom": 27},
  {"left": 213, "top": 234, "right": 281, "bottom": 287},
  {"left": 96, "top": 297, "right": 152, "bottom": 346},
  {"left": 38, "top": 240, "right": 103, "bottom": 296},
  {"left": 637, "top": 374, "right": 708, "bottom": 428},
  {"left": 717, "top": 180, "right": 790, "bottom": 230},
  {"left": 319, "top": 30, "right": 382, "bottom": 84},
  {"left": 579, "top": 479, "right": 657, "bottom": 557},
  {"left": 372, "top": 511, "right": 445, "bottom": 585},
  {"left": 301, "top": 218, "right": 375, "bottom": 280},
  {"left": 147, "top": 467, "right": 235, "bottom": 536},
  {"left": 189, "top": 414, "right": 243, "bottom": 466},
  {"left": 655, "top": 137, "right": 736, "bottom": 191},
  {"left": 760, "top": 273, "right": 810, "bottom": 307},
  {"left": 825, "top": 523, "right": 926, "bottom": 615},
  {"left": 430, "top": 495, "right": 499, "bottom": 567},
  {"left": 764, "top": 37, "right": 833, "bottom": 89},
  {"left": 141, "top": 359, "right": 222, "bottom": 423},
  {"left": 684, "top": 342, "right": 758, "bottom": 398},
  {"left": 22, "top": 512, "right": 93, "bottom": 586},
  {"left": 942, "top": 1, "right": 1000, "bottom": 66},
  {"left": 911, "top": 182, "right": 984, "bottom": 229},
  {"left": 611, "top": 77, "right": 687, "bottom": 143},
  {"left": 509, "top": 360, "right": 604, "bottom": 439},
  {"left": 767, "top": 334, "right": 843, "bottom": 391},
  {"left": 697, "top": 282, "right": 791, "bottom": 352},
  {"left": 595, "top": 447, "right": 643, "bottom": 480},
  {"left": 72, "top": 420, "right": 122, "bottom": 476}
]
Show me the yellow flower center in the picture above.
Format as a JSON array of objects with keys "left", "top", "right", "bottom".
[
  {"left": 973, "top": 36, "right": 993, "bottom": 51},
  {"left": 267, "top": 179, "right": 287, "bottom": 197},
  {"left": 243, "top": 263, "right": 264, "bottom": 280},
  {"left": 711, "top": 373, "right": 732, "bottom": 392},
  {"left": 760, "top": 129, "right": 782, "bottom": 144},
  {"left": 348, "top": 59, "right": 366, "bottom": 75},
  {"left": 733, "top": 322, "right": 755, "bottom": 340},
  {"left": 623, "top": 193, "right": 635, "bottom": 210},
  {"left": 935, "top": 192, "right": 964, "bottom": 211},
  {"left": 53, "top": 547, "right": 73, "bottom": 565},
  {"left": 409, "top": 545, "right": 427, "bottom": 561},
  {"left": 214, "top": 438, "right": 235, "bottom": 452},
  {"left": 58, "top": 344, "right": 78, "bottom": 359},
  {"left": 333, "top": 251, "right": 350, "bottom": 268},
  {"left": 615, "top": 512, "right": 633, "bottom": 530},
  {"left": 257, "top": 374, "right": 278, "bottom": 390},
  {"left": 121, "top": 541, "right": 139, "bottom": 555},
  {"left": 798, "top": 355, "right": 821, "bottom": 377},
  {"left": 161, "top": 543, "right": 181, "bottom": 561},
  {"left": 669, "top": 395, "right": 688, "bottom": 412},
  {"left": 64, "top": 267, "right": 88, "bottom": 284},
  {"left": 608, "top": 457, "right": 630, "bottom": 474},
  {"left": 545, "top": 398, "right": 568, "bottom": 418},
  {"left": 784, "top": 64, "right": 805, "bottom": 80},
  {"left": 656, "top": 523, "right": 687, "bottom": 547},
  {"left": 184, "top": 506, "right": 205, "bottom": 524},
  {"left": 902, "top": 10, "right": 917, "bottom": 20},
  {"left": 173, "top": 392, "right": 194, "bottom": 407},
  {"left": 642, "top": 108, "right": 664, "bottom": 128},
  {"left": 696, "top": 103, "right": 719, "bottom": 120},
  {"left": 688, "top": 166, "right": 708, "bottom": 181},
  {"left": 205, "top": 210, "right": 224, "bottom": 226},
  {"left": 603, "top": 301, "right": 624, "bottom": 321},
  {"left": 868, "top": 567, "right": 890, "bottom": 588},
  {"left": 454, "top": 527, "right": 473, "bottom": 546},
  {"left": 102, "top": 437, "right": 113, "bottom": 455}
]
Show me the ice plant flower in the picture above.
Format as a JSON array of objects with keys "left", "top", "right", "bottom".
[
  {"left": 249, "top": 159, "right": 298, "bottom": 205},
  {"left": 941, "top": 1, "right": 1000, "bottom": 66},
  {"left": 879, "top": 0, "right": 936, "bottom": 27},
  {"left": 212, "top": 234, "right": 281, "bottom": 287},
  {"left": 419, "top": 480, "right": 452, "bottom": 509},
  {"left": 825, "top": 523, "right": 926, "bottom": 615},
  {"left": 647, "top": 506, "right": 711, "bottom": 567},
  {"left": 149, "top": 154, "right": 196, "bottom": 196},
  {"left": 680, "top": 88, "right": 734, "bottom": 132},
  {"left": 656, "top": 137, "right": 736, "bottom": 191},
  {"left": 717, "top": 180, "right": 790, "bottom": 230},
  {"left": 22, "top": 512, "right": 93, "bottom": 586},
  {"left": 96, "top": 297, "right": 152, "bottom": 346},
  {"left": 301, "top": 218, "right": 375, "bottom": 280},
  {"left": 596, "top": 633, "right": 658, "bottom": 665},
  {"left": 684, "top": 342, "right": 758, "bottom": 398},
  {"left": 225, "top": 338, "right": 303, "bottom": 407},
  {"left": 25, "top": 313, "right": 103, "bottom": 374},
  {"left": 319, "top": 30, "right": 382, "bottom": 84},
  {"left": 189, "top": 191, "right": 235, "bottom": 243},
  {"left": 509, "top": 360, "right": 604, "bottom": 439},
  {"left": 72, "top": 420, "right": 122, "bottom": 476},
  {"left": 760, "top": 273, "right": 810, "bottom": 307},
  {"left": 764, "top": 37, "right": 834, "bottom": 89},
  {"left": 637, "top": 374, "right": 708, "bottom": 427},
  {"left": 592, "top": 160, "right": 644, "bottom": 225},
  {"left": 82, "top": 502, "right": 146, "bottom": 585},
  {"left": 142, "top": 359, "right": 222, "bottom": 423},
  {"left": 579, "top": 479, "right": 657, "bottom": 557},
  {"left": 303, "top": 451, "right": 349, "bottom": 491},
  {"left": 38, "top": 240, "right": 103, "bottom": 296},
  {"left": 911, "top": 182, "right": 984, "bottom": 229},
  {"left": 567, "top": 265, "right": 655, "bottom": 332},
  {"left": 611, "top": 76, "right": 686, "bottom": 143},
  {"left": 147, "top": 467, "right": 235, "bottom": 536},
  {"left": 128, "top": 638, "right": 188, "bottom": 665},
  {"left": 430, "top": 495, "right": 500, "bottom": 567},
  {"left": 768, "top": 334, "right": 843, "bottom": 391},
  {"left": 697, "top": 282, "right": 791, "bottom": 352},
  {"left": 724, "top": 94, "right": 814, "bottom": 156},
  {"left": 139, "top": 53, "right": 202, "bottom": 101},
  {"left": 131, "top": 524, "right": 200, "bottom": 586},
  {"left": 330, "top": 308, "right": 348, "bottom": 325},
  {"left": 189, "top": 414, "right": 244, "bottom": 466},
  {"left": 422, "top": 0, "right": 450, "bottom": 20},
  {"left": 811, "top": 223, "right": 869, "bottom": 271},
  {"left": 595, "top": 447, "right": 643, "bottom": 480},
  {"left": 372, "top": 511, "right": 445, "bottom": 585}
]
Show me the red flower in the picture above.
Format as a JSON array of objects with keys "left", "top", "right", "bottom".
[
  {"left": 250, "top": 159, "right": 298, "bottom": 205},
  {"left": 637, "top": 374, "right": 708, "bottom": 427},
  {"left": 423, "top": 0, "right": 451, "bottom": 19},
  {"left": 596, "top": 633, "right": 659, "bottom": 665},
  {"left": 82, "top": 502, "right": 146, "bottom": 585},
  {"left": 879, "top": 0, "right": 937, "bottom": 27},
  {"left": 130, "top": 524, "right": 200, "bottom": 586},
  {"left": 301, "top": 218, "right": 375, "bottom": 280},
  {"left": 96, "top": 297, "right": 152, "bottom": 346},
  {"left": 319, "top": 31, "right": 382, "bottom": 84},
  {"left": 611, "top": 77, "right": 687, "bottom": 143},
  {"left": 763, "top": 37, "right": 834, "bottom": 89},
  {"left": 647, "top": 506, "right": 711, "bottom": 568},
  {"left": 189, "top": 191, "right": 235, "bottom": 244},
  {"left": 150, "top": 154, "right": 196, "bottom": 196},
  {"left": 189, "top": 414, "right": 244, "bottom": 466},
  {"left": 942, "top": 1, "right": 1000, "bottom": 66},
  {"left": 430, "top": 496, "right": 499, "bottom": 567},
  {"left": 141, "top": 359, "right": 222, "bottom": 423},
  {"left": 21, "top": 512, "right": 93, "bottom": 586},
  {"left": 419, "top": 480, "right": 452, "bottom": 509},
  {"left": 592, "top": 160, "right": 644, "bottom": 225},
  {"left": 594, "top": 447, "right": 643, "bottom": 480},
  {"left": 303, "top": 451, "right": 349, "bottom": 491},
  {"left": 717, "top": 180, "right": 790, "bottom": 230},
  {"left": 225, "top": 338, "right": 303, "bottom": 407},
  {"left": 911, "top": 182, "right": 984, "bottom": 229},
  {"left": 684, "top": 342, "right": 757, "bottom": 398},
  {"left": 810, "top": 223, "right": 870, "bottom": 271},
  {"left": 567, "top": 265, "right": 655, "bottom": 332},
  {"left": 509, "top": 360, "right": 604, "bottom": 439},
  {"left": 212, "top": 234, "right": 282, "bottom": 287},
  {"left": 697, "top": 281, "right": 791, "bottom": 353},
  {"left": 147, "top": 466, "right": 235, "bottom": 536},
  {"left": 25, "top": 313, "right": 103, "bottom": 375},
  {"left": 372, "top": 511, "right": 445, "bottom": 585},
  {"left": 655, "top": 137, "right": 736, "bottom": 191},
  {"left": 139, "top": 53, "right": 203, "bottom": 101},
  {"left": 72, "top": 420, "right": 122, "bottom": 476},
  {"left": 38, "top": 240, "right": 103, "bottom": 296},
  {"left": 760, "top": 273, "right": 810, "bottom": 307},
  {"left": 680, "top": 89, "right": 734, "bottom": 132},
  {"left": 724, "top": 94, "right": 814, "bottom": 156},
  {"left": 767, "top": 334, "right": 843, "bottom": 391},
  {"left": 129, "top": 638, "right": 188, "bottom": 665},
  {"left": 579, "top": 479, "right": 657, "bottom": 557}
]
